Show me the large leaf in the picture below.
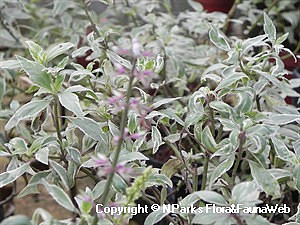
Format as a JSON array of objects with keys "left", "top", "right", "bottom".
[
  {"left": 42, "top": 181, "right": 77, "bottom": 212},
  {"left": 58, "top": 91, "right": 83, "bottom": 117},
  {"left": 0, "top": 163, "right": 30, "bottom": 188},
  {"left": 249, "top": 161, "right": 280, "bottom": 198},
  {"left": 67, "top": 117, "right": 107, "bottom": 144},
  {"left": 16, "top": 56, "right": 52, "bottom": 90},
  {"left": 5, "top": 100, "right": 51, "bottom": 130}
]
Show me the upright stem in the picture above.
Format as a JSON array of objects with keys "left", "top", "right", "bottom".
[
  {"left": 99, "top": 60, "right": 137, "bottom": 205},
  {"left": 53, "top": 96, "right": 64, "bottom": 157},
  {"left": 223, "top": 0, "right": 240, "bottom": 34},
  {"left": 246, "top": 0, "right": 280, "bottom": 37},
  {"left": 231, "top": 131, "right": 246, "bottom": 187},
  {"left": 201, "top": 154, "right": 209, "bottom": 190}
]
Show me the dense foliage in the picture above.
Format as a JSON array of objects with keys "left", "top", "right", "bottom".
[{"left": 0, "top": 0, "right": 299, "bottom": 225}]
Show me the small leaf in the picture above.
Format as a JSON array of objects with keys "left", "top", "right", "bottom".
[
  {"left": 5, "top": 100, "right": 51, "bottom": 130},
  {"left": 263, "top": 13, "right": 276, "bottom": 43},
  {"left": 231, "top": 182, "right": 260, "bottom": 205},
  {"left": 50, "top": 160, "right": 70, "bottom": 189},
  {"left": 0, "top": 76, "right": 6, "bottom": 101},
  {"left": 0, "top": 59, "right": 20, "bottom": 69},
  {"left": 67, "top": 117, "right": 107, "bottom": 144},
  {"left": 0, "top": 163, "right": 30, "bottom": 188},
  {"left": 46, "top": 42, "right": 74, "bottom": 62},
  {"left": 35, "top": 147, "right": 49, "bottom": 165},
  {"left": 271, "top": 137, "right": 297, "bottom": 164},
  {"left": 209, "top": 154, "right": 235, "bottom": 188},
  {"left": 42, "top": 181, "right": 77, "bottom": 212},
  {"left": 201, "top": 127, "right": 218, "bottom": 153},
  {"left": 293, "top": 165, "right": 300, "bottom": 192},
  {"left": 17, "top": 56, "right": 52, "bottom": 90},
  {"left": 216, "top": 73, "right": 248, "bottom": 91},
  {"left": 276, "top": 32, "right": 289, "bottom": 45},
  {"left": 58, "top": 91, "right": 83, "bottom": 117},
  {"left": 270, "top": 114, "right": 300, "bottom": 125},
  {"left": 151, "top": 97, "right": 181, "bottom": 109},
  {"left": 161, "top": 158, "right": 184, "bottom": 178},
  {"left": 144, "top": 208, "right": 169, "bottom": 225},
  {"left": 249, "top": 160, "right": 280, "bottom": 198},
  {"left": 209, "top": 25, "right": 230, "bottom": 51},
  {"left": 26, "top": 40, "right": 45, "bottom": 64},
  {"left": 152, "top": 126, "right": 164, "bottom": 154},
  {"left": 180, "top": 191, "right": 228, "bottom": 207}
]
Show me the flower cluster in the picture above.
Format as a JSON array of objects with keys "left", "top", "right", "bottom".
[{"left": 93, "top": 154, "right": 132, "bottom": 177}]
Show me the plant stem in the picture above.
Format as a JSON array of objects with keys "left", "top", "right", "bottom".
[
  {"left": 246, "top": 0, "right": 280, "bottom": 37},
  {"left": 281, "top": 40, "right": 300, "bottom": 60},
  {"left": 99, "top": 60, "right": 136, "bottom": 205},
  {"left": 223, "top": 0, "right": 240, "bottom": 34},
  {"left": 201, "top": 154, "right": 209, "bottom": 190},
  {"left": 52, "top": 96, "right": 64, "bottom": 157},
  {"left": 231, "top": 131, "right": 246, "bottom": 187}
]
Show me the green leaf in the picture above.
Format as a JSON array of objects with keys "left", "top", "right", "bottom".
[
  {"left": 218, "top": 118, "right": 239, "bottom": 131},
  {"left": 0, "top": 163, "right": 30, "bottom": 188},
  {"left": 118, "top": 152, "right": 148, "bottom": 164},
  {"left": 209, "top": 154, "right": 235, "bottom": 188},
  {"left": 146, "top": 109, "right": 184, "bottom": 126},
  {"left": 5, "top": 100, "right": 51, "bottom": 130},
  {"left": 263, "top": 13, "right": 276, "bottom": 43},
  {"left": 58, "top": 91, "right": 83, "bottom": 117},
  {"left": 244, "top": 214, "right": 272, "bottom": 225},
  {"left": 209, "top": 25, "right": 230, "bottom": 51},
  {"left": 46, "top": 42, "right": 74, "bottom": 62},
  {"left": 270, "top": 114, "right": 300, "bottom": 125},
  {"left": 35, "top": 147, "right": 49, "bottom": 165},
  {"left": 180, "top": 191, "right": 227, "bottom": 207},
  {"left": 146, "top": 174, "right": 173, "bottom": 188},
  {"left": 294, "top": 140, "right": 300, "bottom": 159},
  {"left": 128, "top": 112, "right": 137, "bottom": 134},
  {"left": 201, "top": 127, "right": 218, "bottom": 153},
  {"left": 161, "top": 158, "right": 184, "bottom": 178},
  {"left": 151, "top": 97, "right": 181, "bottom": 109},
  {"left": 249, "top": 161, "right": 280, "bottom": 198},
  {"left": 152, "top": 126, "right": 164, "bottom": 154},
  {"left": 271, "top": 137, "right": 297, "bottom": 164},
  {"left": 92, "top": 180, "right": 106, "bottom": 200},
  {"left": 97, "top": 0, "right": 114, "bottom": 5},
  {"left": 50, "top": 160, "right": 70, "bottom": 189},
  {"left": 0, "top": 59, "right": 21, "bottom": 69},
  {"left": 42, "top": 181, "right": 77, "bottom": 212},
  {"left": 231, "top": 182, "right": 260, "bottom": 205},
  {"left": 293, "top": 165, "right": 300, "bottom": 192},
  {"left": 216, "top": 73, "right": 248, "bottom": 91},
  {"left": 276, "top": 32, "right": 289, "bottom": 45},
  {"left": 26, "top": 40, "right": 45, "bottom": 64},
  {"left": 144, "top": 208, "right": 169, "bottom": 225},
  {"left": 0, "top": 215, "right": 31, "bottom": 225},
  {"left": 0, "top": 76, "right": 6, "bottom": 101},
  {"left": 16, "top": 56, "right": 52, "bottom": 90},
  {"left": 67, "top": 117, "right": 107, "bottom": 144}
]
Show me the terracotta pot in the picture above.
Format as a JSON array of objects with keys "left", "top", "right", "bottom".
[{"left": 194, "top": 0, "right": 234, "bottom": 13}]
